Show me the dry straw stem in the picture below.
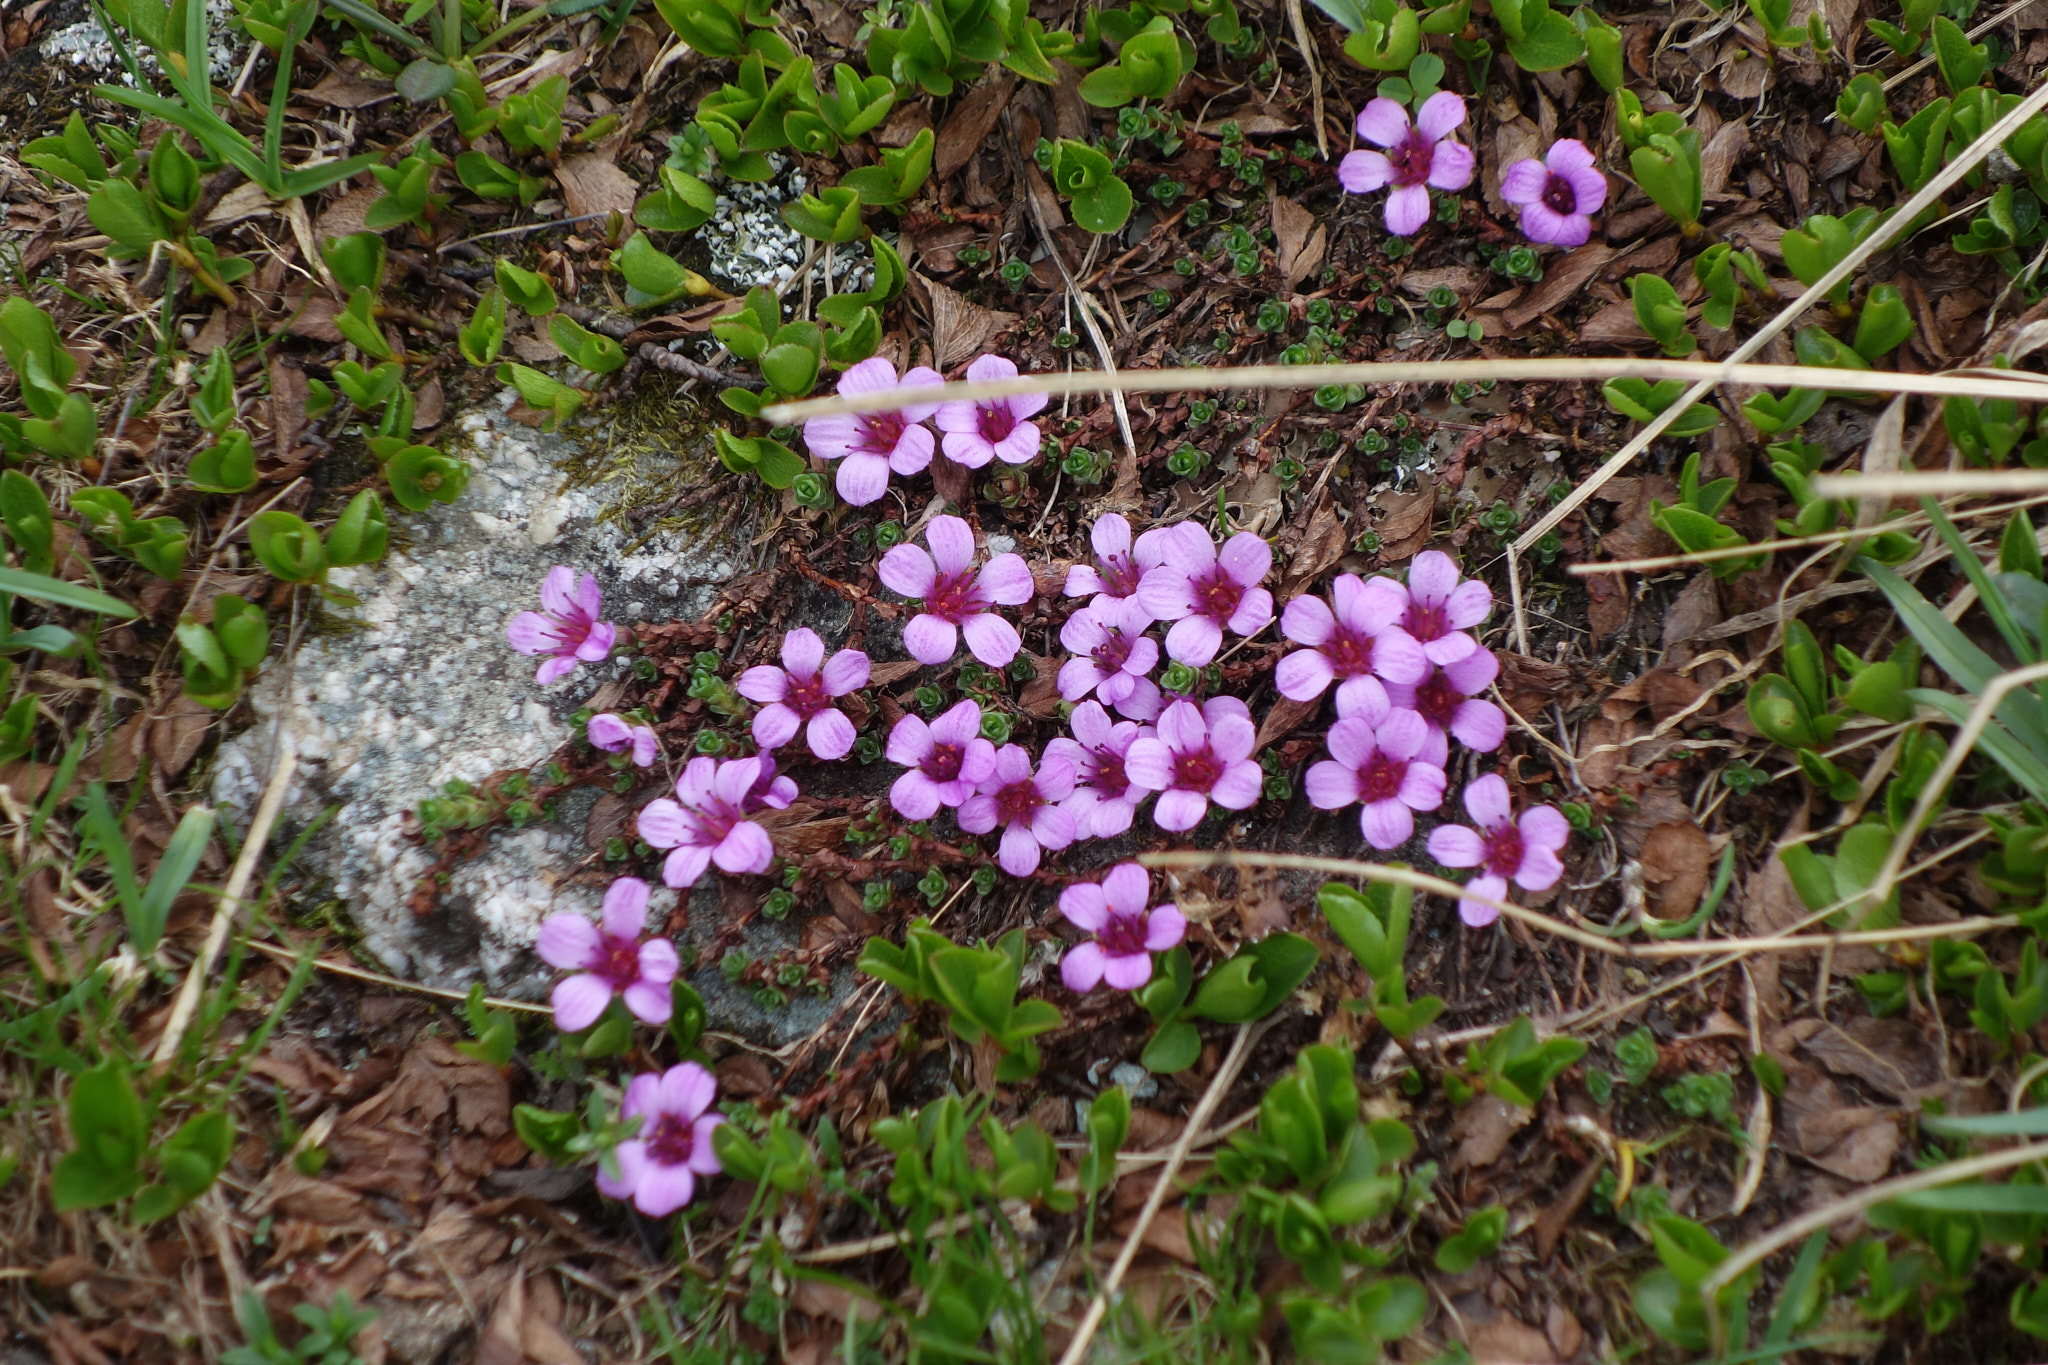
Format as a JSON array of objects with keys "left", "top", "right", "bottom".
[
  {"left": 1812, "top": 469, "right": 2048, "bottom": 501},
  {"left": 151, "top": 748, "right": 298, "bottom": 1069},
  {"left": 1054, "top": 1021, "right": 1259, "bottom": 1365},
  {"left": 1507, "top": 78, "right": 2048, "bottom": 600},
  {"left": 759, "top": 360, "right": 2048, "bottom": 424},
  {"left": 1138, "top": 850, "right": 2016, "bottom": 959},
  {"left": 1698, "top": 1137, "right": 2048, "bottom": 1356}
]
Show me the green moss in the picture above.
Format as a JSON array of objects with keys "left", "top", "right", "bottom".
[{"left": 557, "top": 376, "right": 732, "bottom": 553}]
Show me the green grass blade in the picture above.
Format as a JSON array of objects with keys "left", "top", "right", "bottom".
[
  {"left": 1762, "top": 1229, "right": 1829, "bottom": 1354},
  {"left": 79, "top": 781, "right": 149, "bottom": 953},
  {"left": 1893, "top": 1185, "right": 2048, "bottom": 1213},
  {"left": 1908, "top": 689, "right": 2048, "bottom": 805},
  {"left": 0, "top": 566, "right": 138, "bottom": 618},
  {"left": 139, "top": 807, "right": 216, "bottom": 941},
  {"left": 1865, "top": 556, "right": 2048, "bottom": 759},
  {"left": 1922, "top": 498, "right": 2036, "bottom": 665},
  {"left": 1923, "top": 1106, "right": 2048, "bottom": 1137}
]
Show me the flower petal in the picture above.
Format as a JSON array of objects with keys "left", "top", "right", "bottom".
[
  {"left": 1102, "top": 951, "right": 1153, "bottom": 990},
  {"left": 978, "top": 552, "right": 1036, "bottom": 605},
  {"left": 807, "top": 709, "right": 857, "bottom": 761},
  {"left": 961, "top": 612, "right": 1021, "bottom": 667},
  {"left": 1427, "top": 823, "right": 1486, "bottom": 867},
  {"left": 506, "top": 611, "right": 562, "bottom": 656},
  {"left": 1305, "top": 759, "right": 1361, "bottom": 810},
  {"left": 1218, "top": 531, "right": 1272, "bottom": 587},
  {"left": 890, "top": 770, "right": 941, "bottom": 821},
  {"left": 637, "top": 798, "right": 689, "bottom": 850},
  {"left": 712, "top": 820, "right": 773, "bottom": 874},
  {"left": 1062, "top": 941, "right": 1108, "bottom": 993},
  {"left": 1451, "top": 699, "right": 1508, "bottom": 752},
  {"left": 1520, "top": 804, "right": 1572, "bottom": 852},
  {"left": 997, "top": 823, "right": 1042, "bottom": 876},
  {"left": 1136, "top": 566, "right": 1196, "bottom": 621},
  {"left": 821, "top": 648, "right": 871, "bottom": 695},
  {"left": 1338, "top": 149, "right": 1394, "bottom": 194},
  {"left": 888, "top": 423, "right": 935, "bottom": 475},
  {"left": 1153, "top": 787, "right": 1208, "bottom": 831},
  {"left": 601, "top": 876, "right": 650, "bottom": 938},
  {"left": 1123, "top": 738, "right": 1172, "bottom": 791},
  {"left": 1210, "top": 759, "right": 1263, "bottom": 809},
  {"left": 1355, "top": 97, "right": 1412, "bottom": 147},
  {"left": 663, "top": 844, "right": 713, "bottom": 889},
  {"left": 1464, "top": 773, "right": 1512, "bottom": 830},
  {"left": 539, "top": 565, "right": 578, "bottom": 618},
  {"left": 537, "top": 912, "right": 601, "bottom": 969},
  {"left": 1384, "top": 183, "right": 1431, "bottom": 236},
  {"left": 1092, "top": 513, "right": 1132, "bottom": 558},
  {"left": 1276, "top": 647, "right": 1335, "bottom": 702},
  {"left": 735, "top": 665, "right": 789, "bottom": 704},
  {"left": 623, "top": 980, "right": 674, "bottom": 1024},
  {"left": 1060, "top": 882, "right": 1110, "bottom": 931},
  {"left": 1499, "top": 157, "right": 1549, "bottom": 205},
  {"left": 1427, "top": 138, "right": 1476, "bottom": 191},
  {"left": 1360, "top": 800, "right": 1414, "bottom": 850},
  {"left": 751, "top": 703, "right": 801, "bottom": 750},
  {"left": 925, "top": 514, "right": 976, "bottom": 576},
  {"left": 1519, "top": 201, "right": 1583, "bottom": 247},
  {"left": 1460, "top": 874, "right": 1507, "bottom": 929},
  {"left": 1165, "top": 614, "right": 1224, "bottom": 666},
  {"left": 633, "top": 1164, "right": 697, "bottom": 1217},
  {"left": 552, "top": 974, "right": 613, "bottom": 1033},
  {"left": 902, "top": 614, "right": 960, "bottom": 666},
  {"left": 878, "top": 543, "right": 937, "bottom": 598},
  {"left": 1101, "top": 862, "right": 1151, "bottom": 915},
  {"left": 834, "top": 450, "right": 892, "bottom": 505},
  {"left": 1144, "top": 905, "right": 1186, "bottom": 951},
  {"left": 1415, "top": 90, "right": 1468, "bottom": 143},
  {"left": 885, "top": 714, "right": 932, "bottom": 766}
]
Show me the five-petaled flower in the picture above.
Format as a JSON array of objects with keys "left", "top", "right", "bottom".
[
  {"left": 801, "top": 357, "right": 944, "bottom": 506},
  {"left": 1425, "top": 774, "right": 1569, "bottom": 928},
  {"left": 508, "top": 567, "right": 616, "bottom": 684},
  {"left": 588, "top": 713, "right": 659, "bottom": 767},
  {"left": 1044, "top": 700, "right": 1153, "bottom": 839},
  {"left": 638, "top": 756, "right": 778, "bottom": 888},
  {"left": 536, "top": 876, "right": 677, "bottom": 1031},
  {"left": 1400, "top": 550, "right": 1492, "bottom": 665},
  {"left": 1304, "top": 706, "right": 1446, "bottom": 849},
  {"left": 879, "top": 514, "right": 1035, "bottom": 667},
  {"left": 737, "top": 628, "right": 870, "bottom": 761},
  {"left": 1064, "top": 513, "right": 1186, "bottom": 614},
  {"left": 1501, "top": 139, "right": 1607, "bottom": 249},
  {"left": 1380, "top": 648, "right": 1506, "bottom": 757},
  {"left": 1337, "top": 92, "right": 1476, "bottom": 237},
  {"left": 1057, "top": 596, "right": 1162, "bottom": 721},
  {"left": 933, "top": 353, "right": 1048, "bottom": 468},
  {"left": 1138, "top": 528, "right": 1276, "bottom": 666},
  {"left": 1058, "top": 862, "right": 1186, "bottom": 993},
  {"left": 1124, "top": 696, "right": 1262, "bottom": 832},
  {"left": 958, "top": 744, "right": 1077, "bottom": 876},
  {"left": 597, "top": 1063, "right": 725, "bottom": 1217},
  {"left": 886, "top": 700, "right": 997, "bottom": 819},
  {"left": 1276, "top": 572, "right": 1429, "bottom": 712}
]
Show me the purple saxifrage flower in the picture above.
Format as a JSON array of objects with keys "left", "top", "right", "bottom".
[
  {"left": 1138, "top": 528, "right": 1276, "bottom": 667},
  {"left": 638, "top": 756, "right": 777, "bottom": 889},
  {"left": 1304, "top": 708, "right": 1446, "bottom": 849},
  {"left": 801, "top": 357, "right": 945, "bottom": 506},
  {"left": 1426, "top": 773, "right": 1570, "bottom": 928},
  {"left": 1381, "top": 648, "right": 1507, "bottom": 756},
  {"left": 597, "top": 1062, "right": 724, "bottom": 1217},
  {"left": 588, "top": 713, "right": 659, "bottom": 767},
  {"left": 1276, "top": 572, "right": 1430, "bottom": 711},
  {"left": 742, "top": 752, "right": 798, "bottom": 811},
  {"left": 737, "top": 627, "right": 870, "bottom": 761},
  {"left": 1401, "top": 550, "right": 1493, "bottom": 665},
  {"left": 536, "top": 876, "right": 677, "bottom": 1031},
  {"left": 1063, "top": 513, "right": 1187, "bottom": 613},
  {"left": 933, "top": 353, "right": 1048, "bottom": 468},
  {"left": 1501, "top": 139, "right": 1607, "bottom": 249},
  {"left": 886, "top": 700, "right": 996, "bottom": 819},
  {"left": 1124, "top": 696, "right": 1261, "bottom": 832},
  {"left": 1058, "top": 596, "right": 1162, "bottom": 721},
  {"left": 958, "top": 744, "right": 1077, "bottom": 876},
  {"left": 879, "top": 514, "right": 1035, "bottom": 667},
  {"left": 507, "top": 566, "right": 617, "bottom": 684},
  {"left": 1044, "top": 700, "right": 1152, "bottom": 838},
  {"left": 1337, "top": 92, "right": 1476, "bottom": 237},
  {"left": 1058, "top": 862, "right": 1187, "bottom": 993}
]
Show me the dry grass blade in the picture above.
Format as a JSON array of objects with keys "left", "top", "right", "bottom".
[
  {"left": 759, "top": 360, "right": 2048, "bottom": 423},
  {"left": 1812, "top": 470, "right": 2048, "bottom": 500}
]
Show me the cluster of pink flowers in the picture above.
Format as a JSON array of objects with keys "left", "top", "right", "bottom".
[{"left": 803, "top": 355, "right": 1046, "bottom": 506}]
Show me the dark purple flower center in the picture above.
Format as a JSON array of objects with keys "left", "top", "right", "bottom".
[
  {"left": 786, "top": 672, "right": 830, "bottom": 717},
  {"left": 1387, "top": 130, "right": 1435, "bottom": 187},
  {"left": 644, "top": 1111, "right": 698, "bottom": 1168},
  {"left": 976, "top": 402, "right": 1019, "bottom": 444},
  {"left": 1085, "top": 746, "right": 1131, "bottom": 798},
  {"left": 1414, "top": 669, "right": 1460, "bottom": 730},
  {"left": 681, "top": 802, "right": 740, "bottom": 849},
  {"left": 993, "top": 777, "right": 1040, "bottom": 826},
  {"left": 855, "top": 409, "right": 909, "bottom": 456},
  {"left": 1540, "top": 171, "right": 1577, "bottom": 217},
  {"left": 1095, "top": 552, "right": 1142, "bottom": 598},
  {"left": 1173, "top": 744, "right": 1225, "bottom": 792},
  {"left": 925, "top": 568, "right": 988, "bottom": 624},
  {"left": 1191, "top": 566, "right": 1245, "bottom": 623},
  {"left": 1404, "top": 599, "right": 1450, "bottom": 642},
  {"left": 594, "top": 933, "right": 643, "bottom": 986},
  {"left": 1322, "top": 625, "right": 1377, "bottom": 679},
  {"left": 1483, "top": 821, "right": 1525, "bottom": 878},
  {"left": 1360, "top": 752, "right": 1408, "bottom": 804},
  {"left": 922, "top": 741, "right": 966, "bottom": 783},
  {"left": 1097, "top": 910, "right": 1149, "bottom": 957},
  {"left": 1092, "top": 627, "right": 1136, "bottom": 674}
]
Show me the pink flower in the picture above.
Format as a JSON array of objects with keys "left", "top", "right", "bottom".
[
  {"left": 507, "top": 567, "right": 617, "bottom": 684},
  {"left": 1137, "top": 528, "right": 1276, "bottom": 666},
  {"left": 537, "top": 876, "right": 678, "bottom": 1031},
  {"left": 886, "top": 700, "right": 997, "bottom": 819},
  {"left": 1123, "top": 696, "right": 1261, "bottom": 832},
  {"left": 1063, "top": 513, "right": 1187, "bottom": 613},
  {"left": 1304, "top": 708, "right": 1445, "bottom": 849},
  {"left": 1058, "top": 862, "right": 1186, "bottom": 993},
  {"left": 1426, "top": 774, "right": 1570, "bottom": 928},
  {"left": 588, "top": 713, "right": 658, "bottom": 767},
  {"left": 1337, "top": 92, "right": 1476, "bottom": 237},
  {"left": 1276, "top": 573, "right": 1430, "bottom": 712},
  {"left": 638, "top": 756, "right": 778, "bottom": 888},
  {"left": 1381, "top": 648, "right": 1506, "bottom": 755},
  {"left": 597, "top": 1062, "right": 724, "bottom": 1216},
  {"left": 1057, "top": 597, "right": 1162, "bottom": 721},
  {"left": 1401, "top": 550, "right": 1492, "bottom": 665},
  {"left": 736, "top": 628, "right": 870, "bottom": 760},
  {"left": 879, "top": 514, "right": 1035, "bottom": 667},
  {"left": 741, "top": 752, "right": 797, "bottom": 811},
  {"left": 800, "top": 357, "right": 944, "bottom": 506},
  {"left": 1501, "top": 139, "right": 1607, "bottom": 248},
  {"left": 958, "top": 744, "right": 1077, "bottom": 876},
  {"left": 1044, "top": 701, "right": 1152, "bottom": 838},
  {"left": 933, "top": 353, "right": 1048, "bottom": 468}
]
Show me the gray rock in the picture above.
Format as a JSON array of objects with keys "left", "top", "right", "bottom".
[{"left": 212, "top": 406, "right": 735, "bottom": 1000}]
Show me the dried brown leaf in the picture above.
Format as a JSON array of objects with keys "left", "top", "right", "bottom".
[
  {"left": 1506, "top": 244, "right": 1615, "bottom": 328},
  {"left": 936, "top": 72, "right": 1017, "bottom": 181},
  {"left": 1639, "top": 819, "right": 1710, "bottom": 920},
  {"left": 1449, "top": 1094, "right": 1531, "bottom": 1171},
  {"left": 557, "top": 153, "right": 638, "bottom": 222}
]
